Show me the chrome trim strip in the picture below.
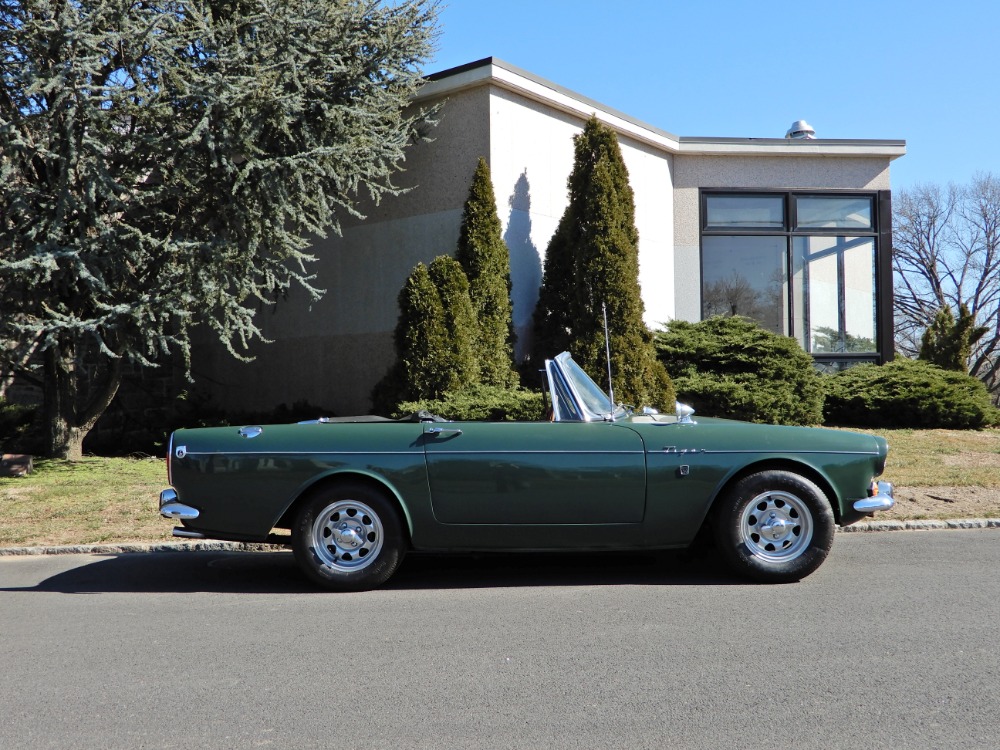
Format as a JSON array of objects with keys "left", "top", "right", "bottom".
[
  {"left": 178, "top": 448, "right": 875, "bottom": 458},
  {"left": 172, "top": 528, "right": 207, "bottom": 539},
  {"left": 178, "top": 449, "right": 645, "bottom": 457},
  {"left": 177, "top": 448, "right": 877, "bottom": 457},
  {"left": 701, "top": 449, "right": 880, "bottom": 456},
  {"left": 426, "top": 450, "right": 644, "bottom": 455},
  {"left": 178, "top": 450, "right": 422, "bottom": 457}
]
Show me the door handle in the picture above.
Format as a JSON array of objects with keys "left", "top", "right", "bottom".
[{"left": 425, "top": 427, "right": 463, "bottom": 437}]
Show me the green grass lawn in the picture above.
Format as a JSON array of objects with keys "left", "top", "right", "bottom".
[
  {"left": 2, "top": 428, "right": 999, "bottom": 547},
  {"left": 861, "top": 428, "right": 1000, "bottom": 487},
  {"left": 0, "top": 457, "right": 167, "bottom": 547}
]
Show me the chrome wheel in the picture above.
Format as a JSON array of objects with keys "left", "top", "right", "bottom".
[
  {"left": 293, "top": 482, "right": 404, "bottom": 591},
  {"left": 311, "top": 499, "right": 384, "bottom": 572},
  {"left": 714, "top": 470, "right": 834, "bottom": 583},
  {"left": 738, "top": 490, "right": 814, "bottom": 563}
]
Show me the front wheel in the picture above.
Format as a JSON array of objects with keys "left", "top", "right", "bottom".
[
  {"left": 292, "top": 482, "right": 404, "bottom": 591},
  {"left": 713, "top": 470, "right": 835, "bottom": 583}
]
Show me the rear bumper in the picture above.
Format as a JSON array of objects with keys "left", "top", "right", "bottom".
[
  {"left": 853, "top": 481, "right": 895, "bottom": 514},
  {"left": 159, "top": 488, "right": 200, "bottom": 521}
]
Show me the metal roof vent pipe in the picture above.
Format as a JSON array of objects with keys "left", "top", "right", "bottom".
[{"left": 785, "top": 120, "right": 816, "bottom": 139}]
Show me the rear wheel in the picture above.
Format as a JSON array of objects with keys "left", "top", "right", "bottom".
[
  {"left": 292, "top": 482, "right": 404, "bottom": 591},
  {"left": 713, "top": 470, "right": 835, "bottom": 583}
]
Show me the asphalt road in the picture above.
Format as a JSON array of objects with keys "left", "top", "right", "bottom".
[{"left": 2, "top": 530, "right": 999, "bottom": 750}]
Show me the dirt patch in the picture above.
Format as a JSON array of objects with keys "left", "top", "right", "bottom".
[
  {"left": 885, "top": 485, "right": 1000, "bottom": 521},
  {"left": 940, "top": 452, "right": 999, "bottom": 468}
]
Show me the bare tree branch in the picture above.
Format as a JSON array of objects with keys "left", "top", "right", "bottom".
[{"left": 894, "top": 174, "right": 1000, "bottom": 400}]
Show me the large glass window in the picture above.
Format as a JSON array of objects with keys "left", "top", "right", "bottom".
[
  {"left": 701, "top": 191, "right": 884, "bottom": 365},
  {"left": 702, "top": 236, "right": 787, "bottom": 335},
  {"left": 792, "top": 236, "right": 876, "bottom": 353}
]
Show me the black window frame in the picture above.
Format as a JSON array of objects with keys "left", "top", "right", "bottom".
[
  {"left": 791, "top": 194, "right": 875, "bottom": 231},
  {"left": 700, "top": 188, "right": 894, "bottom": 367},
  {"left": 703, "top": 193, "right": 787, "bottom": 230}
]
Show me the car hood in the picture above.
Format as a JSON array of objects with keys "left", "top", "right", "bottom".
[{"left": 622, "top": 413, "right": 887, "bottom": 460}]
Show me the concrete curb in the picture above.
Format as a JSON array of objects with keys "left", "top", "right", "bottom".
[
  {"left": 0, "top": 541, "right": 286, "bottom": 557},
  {"left": 1, "top": 520, "right": 998, "bottom": 557},
  {"left": 837, "top": 518, "right": 1000, "bottom": 533}
]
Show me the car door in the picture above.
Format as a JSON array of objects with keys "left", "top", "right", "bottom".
[{"left": 423, "top": 420, "right": 647, "bottom": 525}]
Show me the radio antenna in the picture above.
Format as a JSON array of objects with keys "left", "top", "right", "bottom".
[{"left": 602, "top": 302, "right": 615, "bottom": 414}]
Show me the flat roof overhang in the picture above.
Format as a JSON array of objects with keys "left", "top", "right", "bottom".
[{"left": 418, "top": 58, "right": 906, "bottom": 161}]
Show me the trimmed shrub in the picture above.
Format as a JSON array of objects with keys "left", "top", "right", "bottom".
[
  {"left": 824, "top": 357, "right": 1000, "bottom": 429},
  {"left": 655, "top": 316, "right": 824, "bottom": 425},
  {"left": 392, "top": 261, "right": 451, "bottom": 397},
  {"left": 395, "top": 384, "right": 545, "bottom": 422},
  {"left": 371, "top": 257, "right": 479, "bottom": 414}
]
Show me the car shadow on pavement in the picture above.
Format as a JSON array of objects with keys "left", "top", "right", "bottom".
[
  {"left": 390, "top": 549, "right": 741, "bottom": 590},
  {"left": 0, "top": 547, "right": 744, "bottom": 595}
]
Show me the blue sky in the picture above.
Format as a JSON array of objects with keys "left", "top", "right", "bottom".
[{"left": 429, "top": 1, "right": 997, "bottom": 191}]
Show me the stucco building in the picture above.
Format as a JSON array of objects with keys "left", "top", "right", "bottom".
[{"left": 193, "top": 57, "right": 905, "bottom": 416}]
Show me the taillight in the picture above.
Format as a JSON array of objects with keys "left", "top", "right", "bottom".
[{"left": 166, "top": 432, "right": 174, "bottom": 485}]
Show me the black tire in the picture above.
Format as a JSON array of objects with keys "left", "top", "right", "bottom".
[
  {"left": 712, "top": 470, "right": 835, "bottom": 583},
  {"left": 292, "top": 481, "right": 405, "bottom": 591}
]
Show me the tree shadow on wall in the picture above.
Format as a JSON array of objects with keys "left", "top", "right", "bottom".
[{"left": 504, "top": 170, "right": 542, "bottom": 359}]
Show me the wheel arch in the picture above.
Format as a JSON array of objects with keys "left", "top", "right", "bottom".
[
  {"left": 706, "top": 458, "right": 842, "bottom": 527},
  {"left": 273, "top": 470, "right": 415, "bottom": 546}
]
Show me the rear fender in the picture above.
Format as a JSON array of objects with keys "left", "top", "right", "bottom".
[{"left": 274, "top": 469, "right": 415, "bottom": 542}]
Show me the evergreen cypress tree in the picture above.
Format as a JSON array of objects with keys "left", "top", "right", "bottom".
[
  {"left": 533, "top": 117, "right": 675, "bottom": 410},
  {"left": 427, "top": 255, "right": 481, "bottom": 391},
  {"left": 919, "top": 304, "right": 989, "bottom": 372},
  {"left": 531, "top": 214, "right": 576, "bottom": 359},
  {"left": 455, "top": 158, "right": 518, "bottom": 387}
]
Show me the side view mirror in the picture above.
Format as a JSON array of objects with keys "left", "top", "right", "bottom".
[{"left": 675, "top": 402, "right": 696, "bottom": 424}]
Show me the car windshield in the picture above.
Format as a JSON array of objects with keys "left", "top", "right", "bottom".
[{"left": 556, "top": 353, "right": 627, "bottom": 420}]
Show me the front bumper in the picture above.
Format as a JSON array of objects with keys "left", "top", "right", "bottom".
[
  {"left": 159, "top": 488, "right": 200, "bottom": 521},
  {"left": 853, "top": 480, "right": 895, "bottom": 514}
]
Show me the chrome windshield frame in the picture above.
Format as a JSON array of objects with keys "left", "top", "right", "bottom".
[{"left": 546, "top": 352, "right": 625, "bottom": 422}]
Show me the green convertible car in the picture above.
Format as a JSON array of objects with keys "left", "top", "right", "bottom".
[{"left": 159, "top": 352, "right": 895, "bottom": 590}]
